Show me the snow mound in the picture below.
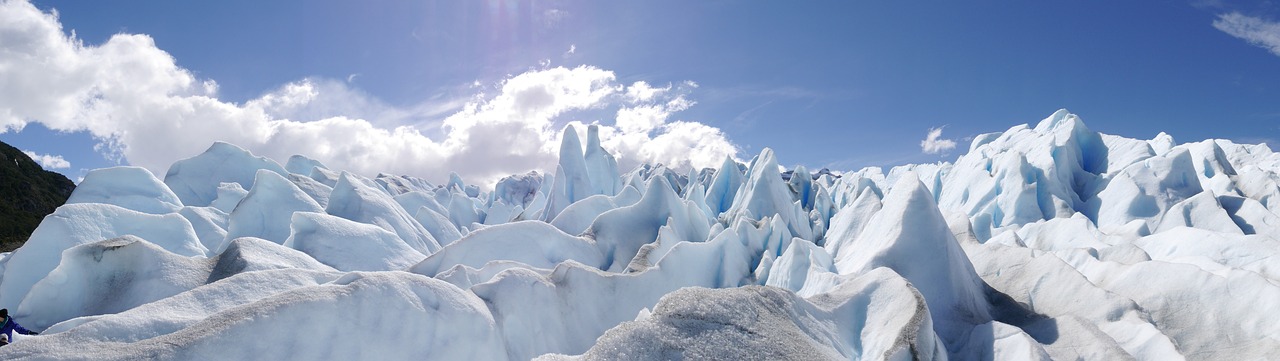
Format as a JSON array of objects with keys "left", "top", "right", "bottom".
[
  {"left": 284, "top": 212, "right": 425, "bottom": 272},
  {"left": 164, "top": 142, "right": 290, "bottom": 207},
  {"left": 224, "top": 169, "right": 324, "bottom": 245},
  {"left": 410, "top": 221, "right": 603, "bottom": 277},
  {"left": 178, "top": 206, "right": 229, "bottom": 252},
  {"left": 39, "top": 269, "right": 339, "bottom": 342},
  {"left": 0, "top": 203, "right": 205, "bottom": 310},
  {"left": 544, "top": 272, "right": 944, "bottom": 360},
  {"left": 66, "top": 166, "right": 183, "bottom": 214},
  {"left": 326, "top": 172, "right": 440, "bottom": 254},
  {"left": 18, "top": 236, "right": 210, "bottom": 330},
  {"left": 207, "top": 237, "right": 337, "bottom": 282},
  {"left": 0, "top": 272, "right": 505, "bottom": 361},
  {"left": 285, "top": 154, "right": 328, "bottom": 176},
  {"left": 588, "top": 176, "right": 709, "bottom": 272},
  {"left": 15, "top": 235, "right": 337, "bottom": 332}
]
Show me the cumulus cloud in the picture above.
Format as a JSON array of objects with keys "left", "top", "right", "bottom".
[
  {"left": 0, "top": 1, "right": 740, "bottom": 186},
  {"left": 920, "top": 126, "right": 957, "bottom": 154},
  {"left": 21, "top": 150, "right": 70, "bottom": 169},
  {"left": 1214, "top": 12, "right": 1280, "bottom": 56},
  {"left": 589, "top": 83, "right": 735, "bottom": 172},
  {"left": 624, "top": 81, "right": 669, "bottom": 103}
]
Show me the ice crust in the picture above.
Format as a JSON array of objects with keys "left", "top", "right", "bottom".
[
  {"left": 164, "top": 142, "right": 290, "bottom": 207},
  {"left": 1, "top": 110, "right": 1277, "bottom": 360},
  {"left": 67, "top": 166, "right": 184, "bottom": 214}
]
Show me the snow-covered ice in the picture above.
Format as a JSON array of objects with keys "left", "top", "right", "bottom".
[{"left": 0, "top": 109, "right": 1276, "bottom": 360}]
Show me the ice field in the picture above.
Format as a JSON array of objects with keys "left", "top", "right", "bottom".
[{"left": 0, "top": 110, "right": 1276, "bottom": 360}]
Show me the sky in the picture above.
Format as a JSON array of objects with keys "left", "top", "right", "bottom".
[{"left": 2, "top": 0, "right": 1279, "bottom": 186}]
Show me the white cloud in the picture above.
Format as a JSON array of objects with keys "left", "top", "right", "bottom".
[
  {"left": 22, "top": 150, "right": 70, "bottom": 169},
  {"left": 1214, "top": 12, "right": 1280, "bottom": 56},
  {"left": 615, "top": 105, "right": 669, "bottom": 133},
  {"left": 0, "top": 1, "right": 741, "bottom": 186},
  {"left": 613, "top": 95, "right": 691, "bottom": 134},
  {"left": 624, "top": 81, "right": 669, "bottom": 103},
  {"left": 595, "top": 94, "right": 734, "bottom": 172},
  {"left": 920, "top": 126, "right": 957, "bottom": 154},
  {"left": 636, "top": 121, "right": 738, "bottom": 171}
]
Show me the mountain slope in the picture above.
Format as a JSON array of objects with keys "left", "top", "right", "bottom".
[{"left": 0, "top": 141, "right": 74, "bottom": 251}]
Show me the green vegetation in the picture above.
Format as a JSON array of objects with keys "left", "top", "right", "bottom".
[{"left": 0, "top": 141, "right": 74, "bottom": 252}]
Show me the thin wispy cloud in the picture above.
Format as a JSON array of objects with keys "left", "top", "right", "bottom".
[
  {"left": 542, "top": 9, "right": 569, "bottom": 28},
  {"left": 1213, "top": 12, "right": 1280, "bottom": 56},
  {"left": 920, "top": 126, "right": 957, "bottom": 154},
  {"left": 729, "top": 100, "right": 774, "bottom": 129},
  {"left": 701, "top": 85, "right": 827, "bottom": 102},
  {"left": 22, "top": 150, "right": 70, "bottom": 169}
]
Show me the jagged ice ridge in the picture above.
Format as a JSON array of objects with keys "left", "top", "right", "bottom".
[{"left": 0, "top": 110, "right": 1276, "bottom": 360}]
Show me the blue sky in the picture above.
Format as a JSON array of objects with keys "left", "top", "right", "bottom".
[{"left": 3, "top": 0, "right": 1280, "bottom": 185}]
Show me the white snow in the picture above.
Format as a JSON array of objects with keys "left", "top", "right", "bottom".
[
  {"left": 0, "top": 203, "right": 205, "bottom": 310},
  {"left": 0, "top": 272, "right": 504, "bottom": 361},
  {"left": 832, "top": 174, "right": 992, "bottom": 354},
  {"left": 325, "top": 172, "right": 441, "bottom": 254},
  {"left": 18, "top": 236, "right": 211, "bottom": 330},
  {"left": 283, "top": 212, "right": 425, "bottom": 272},
  {"left": 66, "top": 166, "right": 183, "bottom": 214},
  {"left": 410, "top": 221, "right": 604, "bottom": 277},
  {"left": 542, "top": 271, "right": 945, "bottom": 360},
  {"left": 224, "top": 169, "right": 324, "bottom": 245},
  {"left": 284, "top": 154, "right": 328, "bottom": 176},
  {"left": 164, "top": 142, "right": 290, "bottom": 207},
  {"left": 178, "top": 206, "right": 229, "bottom": 251},
  {"left": 2, "top": 109, "right": 1278, "bottom": 360},
  {"left": 209, "top": 182, "right": 248, "bottom": 213}
]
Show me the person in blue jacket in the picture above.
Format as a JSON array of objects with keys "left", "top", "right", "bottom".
[{"left": 0, "top": 308, "right": 37, "bottom": 345}]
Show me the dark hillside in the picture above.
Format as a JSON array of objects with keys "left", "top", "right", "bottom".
[{"left": 0, "top": 141, "right": 75, "bottom": 252}]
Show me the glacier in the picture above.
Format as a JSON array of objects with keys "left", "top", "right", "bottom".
[{"left": 0, "top": 110, "right": 1276, "bottom": 360}]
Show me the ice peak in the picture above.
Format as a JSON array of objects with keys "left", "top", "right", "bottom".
[
  {"left": 207, "top": 141, "right": 246, "bottom": 154},
  {"left": 10, "top": 109, "right": 1280, "bottom": 360},
  {"left": 585, "top": 124, "right": 602, "bottom": 152},
  {"left": 705, "top": 155, "right": 745, "bottom": 216},
  {"left": 164, "top": 140, "right": 288, "bottom": 207},
  {"left": 285, "top": 154, "right": 328, "bottom": 175},
  {"left": 584, "top": 124, "right": 622, "bottom": 196},
  {"left": 836, "top": 173, "right": 992, "bottom": 347},
  {"left": 1032, "top": 108, "right": 1079, "bottom": 133}
]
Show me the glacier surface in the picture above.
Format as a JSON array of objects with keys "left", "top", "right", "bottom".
[{"left": 0, "top": 110, "right": 1276, "bottom": 360}]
